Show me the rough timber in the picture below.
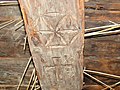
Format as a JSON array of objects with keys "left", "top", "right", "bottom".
[{"left": 18, "top": 0, "right": 84, "bottom": 90}]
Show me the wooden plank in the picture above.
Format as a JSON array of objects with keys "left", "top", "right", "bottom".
[
  {"left": 0, "top": 85, "right": 27, "bottom": 90},
  {"left": 84, "top": 1, "right": 120, "bottom": 22},
  {"left": 84, "top": 35, "right": 120, "bottom": 85},
  {"left": 85, "top": 0, "right": 120, "bottom": 3},
  {"left": 83, "top": 85, "right": 120, "bottom": 90},
  {"left": 0, "top": 26, "right": 29, "bottom": 57},
  {"left": 85, "top": 35, "right": 120, "bottom": 63},
  {"left": 85, "top": 9, "right": 120, "bottom": 22},
  {"left": 18, "top": 0, "right": 84, "bottom": 90},
  {"left": 0, "top": 5, "right": 22, "bottom": 21},
  {"left": 0, "top": 58, "right": 31, "bottom": 85},
  {"left": 85, "top": 3, "right": 120, "bottom": 11}
]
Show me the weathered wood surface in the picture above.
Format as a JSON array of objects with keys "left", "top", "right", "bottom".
[
  {"left": 0, "top": 22, "right": 29, "bottom": 57},
  {"left": 83, "top": 85, "right": 120, "bottom": 90},
  {"left": 0, "top": 5, "right": 22, "bottom": 21},
  {"left": 1, "top": 1, "right": 120, "bottom": 22},
  {"left": 85, "top": 3, "right": 120, "bottom": 11},
  {"left": 0, "top": 0, "right": 120, "bottom": 89},
  {"left": 0, "top": 57, "right": 32, "bottom": 85},
  {"left": 1, "top": 85, "right": 120, "bottom": 90},
  {"left": 85, "top": 0, "right": 120, "bottom": 22},
  {"left": 85, "top": 9, "right": 120, "bottom": 22},
  {"left": 18, "top": 0, "right": 84, "bottom": 90}
]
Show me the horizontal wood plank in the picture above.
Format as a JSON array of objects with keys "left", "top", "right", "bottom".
[
  {"left": 85, "top": 9, "right": 120, "bottom": 22},
  {"left": 83, "top": 85, "right": 120, "bottom": 90},
  {"left": 85, "top": 3, "right": 120, "bottom": 11},
  {"left": 0, "top": 57, "right": 33, "bottom": 85}
]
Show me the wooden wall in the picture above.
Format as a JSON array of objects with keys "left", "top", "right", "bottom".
[{"left": 0, "top": 0, "right": 120, "bottom": 89}]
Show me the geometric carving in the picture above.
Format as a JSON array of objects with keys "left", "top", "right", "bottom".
[
  {"left": 38, "top": 14, "right": 80, "bottom": 48},
  {"left": 18, "top": 0, "right": 84, "bottom": 90},
  {"left": 44, "top": 56, "right": 77, "bottom": 89}
]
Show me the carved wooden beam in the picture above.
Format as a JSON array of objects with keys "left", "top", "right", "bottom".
[{"left": 18, "top": 0, "right": 84, "bottom": 90}]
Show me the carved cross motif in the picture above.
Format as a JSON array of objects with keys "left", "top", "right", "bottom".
[{"left": 44, "top": 57, "right": 76, "bottom": 86}]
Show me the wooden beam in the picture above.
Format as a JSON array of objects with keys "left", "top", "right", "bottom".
[{"left": 18, "top": 0, "right": 84, "bottom": 90}]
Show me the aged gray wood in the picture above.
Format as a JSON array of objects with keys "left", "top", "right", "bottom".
[{"left": 18, "top": 0, "right": 84, "bottom": 90}]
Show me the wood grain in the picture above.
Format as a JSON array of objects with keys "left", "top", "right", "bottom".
[
  {"left": 18, "top": 0, "right": 84, "bottom": 90},
  {"left": 0, "top": 0, "right": 120, "bottom": 89}
]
